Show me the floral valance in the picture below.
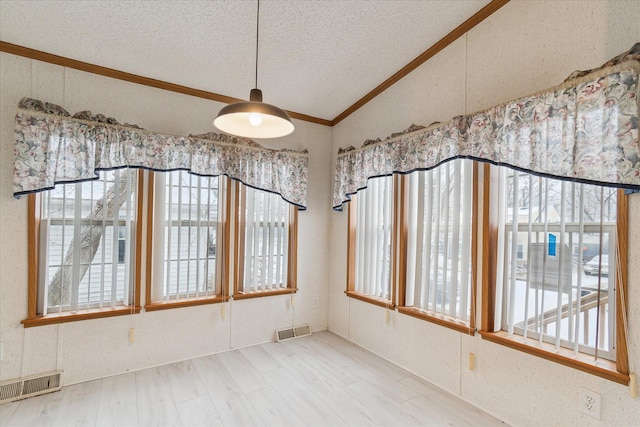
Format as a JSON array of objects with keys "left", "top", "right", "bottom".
[
  {"left": 13, "top": 98, "right": 309, "bottom": 209},
  {"left": 333, "top": 43, "right": 640, "bottom": 210}
]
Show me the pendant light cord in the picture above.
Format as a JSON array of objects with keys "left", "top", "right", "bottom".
[{"left": 255, "top": 0, "right": 260, "bottom": 89}]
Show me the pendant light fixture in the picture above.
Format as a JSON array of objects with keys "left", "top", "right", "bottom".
[{"left": 214, "top": 0, "right": 294, "bottom": 139}]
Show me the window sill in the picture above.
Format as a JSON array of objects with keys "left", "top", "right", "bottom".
[
  {"left": 397, "top": 306, "right": 474, "bottom": 334},
  {"left": 479, "top": 330, "right": 629, "bottom": 385},
  {"left": 345, "top": 291, "right": 395, "bottom": 309},
  {"left": 145, "top": 295, "right": 230, "bottom": 312},
  {"left": 234, "top": 288, "right": 298, "bottom": 300},
  {"left": 21, "top": 306, "right": 141, "bottom": 328}
]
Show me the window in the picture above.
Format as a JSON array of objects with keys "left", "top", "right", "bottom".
[
  {"left": 234, "top": 183, "right": 297, "bottom": 298},
  {"left": 146, "top": 171, "right": 229, "bottom": 310},
  {"left": 23, "top": 166, "right": 299, "bottom": 323},
  {"left": 23, "top": 170, "right": 142, "bottom": 326},
  {"left": 346, "top": 175, "right": 396, "bottom": 307},
  {"left": 399, "top": 160, "right": 477, "bottom": 332},
  {"left": 481, "top": 165, "right": 629, "bottom": 383}
]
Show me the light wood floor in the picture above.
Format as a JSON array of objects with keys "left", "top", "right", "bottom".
[{"left": 0, "top": 331, "right": 505, "bottom": 427}]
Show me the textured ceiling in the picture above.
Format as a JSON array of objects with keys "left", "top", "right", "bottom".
[{"left": 0, "top": 0, "right": 491, "bottom": 121}]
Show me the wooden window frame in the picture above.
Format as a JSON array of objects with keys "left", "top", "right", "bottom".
[
  {"left": 345, "top": 175, "right": 399, "bottom": 309},
  {"left": 479, "top": 164, "right": 630, "bottom": 385},
  {"left": 144, "top": 172, "right": 231, "bottom": 312},
  {"left": 233, "top": 182, "right": 298, "bottom": 300},
  {"left": 397, "top": 162, "right": 479, "bottom": 335},
  {"left": 22, "top": 170, "right": 144, "bottom": 327}
]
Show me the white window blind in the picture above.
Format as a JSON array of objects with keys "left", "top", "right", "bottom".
[
  {"left": 39, "top": 170, "right": 137, "bottom": 314},
  {"left": 405, "top": 159, "right": 473, "bottom": 322},
  {"left": 497, "top": 168, "right": 618, "bottom": 361},
  {"left": 152, "top": 171, "right": 224, "bottom": 301},
  {"left": 354, "top": 175, "right": 393, "bottom": 300},
  {"left": 240, "top": 186, "right": 290, "bottom": 292}
]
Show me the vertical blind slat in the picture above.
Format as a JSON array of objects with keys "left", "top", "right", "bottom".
[
  {"left": 459, "top": 161, "right": 472, "bottom": 321},
  {"left": 356, "top": 188, "right": 366, "bottom": 294},
  {"left": 126, "top": 171, "right": 134, "bottom": 304},
  {"left": 507, "top": 171, "right": 519, "bottom": 335},
  {"left": 151, "top": 173, "right": 165, "bottom": 302},
  {"left": 40, "top": 193, "right": 50, "bottom": 316},
  {"left": 110, "top": 172, "right": 120, "bottom": 306},
  {"left": 282, "top": 199, "right": 289, "bottom": 289},
  {"left": 205, "top": 176, "right": 213, "bottom": 292},
  {"left": 71, "top": 183, "right": 82, "bottom": 311},
  {"left": 186, "top": 174, "right": 193, "bottom": 297},
  {"left": 450, "top": 161, "right": 461, "bottom": 319},
  {"left": 245, "top": 188, "right": 255, "bottom": 290},
  {"left": 60, "top": 186, "right": 67, "bottom": 313},
  {"left": 275, "top": 200, "right": 283, "bottom": 288},
  {"left": 371, "top": 179, "right": 380, "bottom": 296},
  {"left": 195, "top": 176, "right": 202, "bottom": 296},
  {"left": 441, "top": 163, "right": 451, "bottom": 314},
  {"left": 165, "top": 173, "right": 173, "bottom": 301},
  {"left": 421, "top": 172, "right": 433, "bottom": 310},
  {"left": 430, "top": 170, "right": 441, "bottom": 313},
  {"left": 99, "top": 174, "right": 107, "bottom": 309},
  {"left": 176, "top": 175, "right": 183, "bottom": 297},
  {"left": 554, "top": 182, "right": 568, "bottom": 349},
  {"left": 573, "top": 185, "right": 585, "bottom": 354},
  {"left": 363, "top": 181, "right": 373, "bottom": 296},
  {"left": 379, "top": 179, "right": 389, "bottom": 297},
  {"left": 87, "top": 182, "right": 94, "bottom": 305},
  {"left": 413, "top": 173, "right": 424, "bottom": 307},
  {"left": 523, "top": 174, "right": 534, "bottom": 339}
]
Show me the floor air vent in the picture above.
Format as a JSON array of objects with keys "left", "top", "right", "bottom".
[
  {"left": 0, "top": 371, "right": 62, "bottom": 404},
  {"left": 276, "top": 324, "right": 312, "bottom": 342}
]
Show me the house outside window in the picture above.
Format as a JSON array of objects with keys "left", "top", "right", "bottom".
[
  {"left": 147, "top": 171, "right": 229, "bottom": 310},
  {"left": 23, "top": 169, "right": 141, "bottom": 326}
]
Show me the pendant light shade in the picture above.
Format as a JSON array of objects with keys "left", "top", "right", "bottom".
[
  {"left": 213, "top": 0, "right": 294, "bottom": 139},
  {"left": 214, "top": 89, "right": 294, "bottom": 139}
]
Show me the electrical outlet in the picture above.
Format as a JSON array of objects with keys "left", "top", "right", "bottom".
[
  {"left": 312, "top": 296, "right": 319, "bottom": 309},
  {"left": 579, "top": 387, "right": 601, "bottom": 420}
]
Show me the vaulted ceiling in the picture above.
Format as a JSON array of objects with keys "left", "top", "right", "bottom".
[{"left": 0, "top": 0, "right": 495, "bottom": 123}]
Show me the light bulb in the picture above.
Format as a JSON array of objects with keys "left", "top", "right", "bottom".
[{"left": 249, "top": 113, "right": 263, "bottom": 126}]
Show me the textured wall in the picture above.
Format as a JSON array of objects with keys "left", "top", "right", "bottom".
[
  {"left": 0, "top": 53, "right": 332, "bottom": 385},
  {"left": 329, "top": 1, "right": 640, "bottom": 425},
  {"left": 1, "top": 1, "right": 639, "bottom": 425}
]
